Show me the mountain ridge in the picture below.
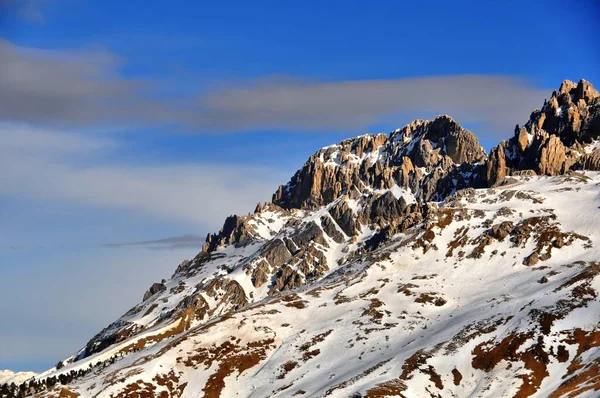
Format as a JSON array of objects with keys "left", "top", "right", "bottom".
[{"left": 3, "top": 78, "right": 600, "bottom": 398}]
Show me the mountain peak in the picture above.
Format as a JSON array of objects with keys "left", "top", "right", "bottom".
[
  {"left": 558, "top": 79, "right": 599, "bottom": 103},
  {"left": 486, "top": 78, "right": 600, "bottom": 185},
  {"left": 272, "top": 115, "right": 486, "bottom": 211}
]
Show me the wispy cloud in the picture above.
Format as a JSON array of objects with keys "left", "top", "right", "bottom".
[
  {"left": 104, "top": 234, "right": 205, "bottom": 250},
  {"left": 196, "top": 75, "right": 549, "bottom": 137},
  {"left": 0, "top": 39, "right": 550, "bottom": 137},
  {"left": 0, "top": 39, "right": 162, "bottom": 128},
  {"left": 0, "top": 123, "right": 286, "bottom": 228}
]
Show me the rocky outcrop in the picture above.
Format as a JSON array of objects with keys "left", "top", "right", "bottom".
[
  {"left": 250, "top": 260, "right": 270, "bottom": 288},
  {"left": 358, "top": 191, "right": 407, "bottom": 227},
  {"left": 516, "top": 128, "right": 529, "bottom": 153},
  {"left": 320, "top": 215, "right": 345, "bottom": 243},
  {"left": 485, "top": 79, "right": 600, "bottom": 186},
  {"left": 143, "top": 282, "right": 166, "bottom": 301},
  {"left": 204, "top": 278, "right": 248, "bottom": 312},
  {"left": 273, "top": 115, "right": 487, "bottom": 211},
  {"left": 201, "top": 204, "right": 290, "bottom": 254},
  {"left": 203, "top": 214, "right": 253, "bottom": 252},
  {"left": 260, "top": 239, "right": 293, "bottom": 269},
  {"left": 174, "top": 292, "right": 210, "bottom": 321},
  {"left": 269, "top": 265, "right": 303, "bottom": 294},
  {"left": 582, "top": 149, "right": 600, "bottom": 170},
  {"left": 490, "top": 221, "right": 514, "bottom": 241},
  {"left": 328, "top": 199, "right": 358, "bottom": 237},
  {"left": 293, "top": 221, "right": 329, "bottom": 248},
  {"left": 427, "top": 116, "right": 487, "bottom": 164},
  {"left": 538, "top": 135, "right": 566, "bottom": 175},
  {"left": 487, "top": 144, "right": 507, "bottom": 186}
]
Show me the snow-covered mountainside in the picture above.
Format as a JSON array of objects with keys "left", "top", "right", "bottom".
[
  {"left": 0, "top": 372, "right": 36, "bottom": 388},
  {"left": 4, "top": 79, "right": 600, "bottom": 398}
]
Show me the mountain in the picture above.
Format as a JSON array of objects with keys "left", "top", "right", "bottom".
[
  {"left": 0, "top": 372, "right": 36, "bottom": 388},
  {"left": 4, "top": 79, "right": 600, "bottom": 398}
]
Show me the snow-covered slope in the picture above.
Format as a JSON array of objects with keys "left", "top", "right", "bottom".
[
  {"left": 0, "top": 371, "right": 36, "bottom": 387},
  {"left": 4, "top": 79, "right": 600, "bottom": 398}
]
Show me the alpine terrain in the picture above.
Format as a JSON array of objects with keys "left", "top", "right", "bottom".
[{"left": 3, "top": 79, "right": 600, "bottom": 398}]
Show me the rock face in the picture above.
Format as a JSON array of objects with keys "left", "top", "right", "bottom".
[
  {"left": 485, "top": 79, "right": 600, "bottom": 185},
  {"left": 272, "top": 115, "right": 487, "bottom": 210},
  {"left": 359, "top": 191, "right": 408, "bottom": 227},
  {"left": 487, "top": 144, "right": 507, "bottom": 186},
  {"left": 328, "top": 199, "right": 358, "bottom": 237},
  {"left": 490, "top": 221, "right": 514, "bottom": 240},
  {"left": 538, "top": 135, "right": 567, "bottom": 175},
  {"left": 142, "top": 282, "right": 166, "bottom": 301},
  {"left": 582, "top": 149, "right": 600, "bottom": 170},
  {"left": 202, "top": 204, "right": 291, "bottom": 253},
  {"left": 202, "top": 214, "right": 252, "bottom": 252},
  {"left": 20, "top": 79, "right": 600, "bottom": 398}
]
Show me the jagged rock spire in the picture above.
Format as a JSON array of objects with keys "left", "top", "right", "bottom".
[{"left": 486, "top": 79, "right": 600, "bottom": 186}]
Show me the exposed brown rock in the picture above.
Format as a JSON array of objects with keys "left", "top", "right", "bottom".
[
  {"left": 359, "top": 191, "right": 408, "bottom": 227},
  {"left": 203, "top": 214, "right": 253, "bottom": 253},
  {"left": 483, "top": 79, "right": 599, "bottom": 181},
  {"left": 490, "top": 221, "right": 514, "bottom": 241},
  {"left": 582, "top": 149, "right": 600, "bottom": 171},
  {"left": 397, "top": 156, "right": 415, "bottom": 188},
  {"left": 143, "top": 282, "right": 166, "bottom": 301},
  {"left": 523, "top": 252, "right": 539, "bottom": 266},
  {"left": 487, "top": 144, "right": 506, "bottom": 186},
  {"left": 538, "top": 135, "right": 566, "bottom": 175},
  {"left": 577, "top": 79, "right": 600, "bottom": 103},
  {"left": 175, "top": 292, "right": 210, "bottom": 321},
  {"left": 273, "top": 115, "right": 487, "bottom": 210},
  {"left": 517, "top": 128, "right": 530, "bottom": 153},
  {"left": 251, "top": 260, "right": 271, "bottom": 288},
  {"left": 269, "top": 265, "right": 304, "bottom": 294},
  {"left": 513, "top": 169, "right": 537, "bottom": 177},
  {"left": 204, "top": 279, "right": 248, "bottom": 312},
  {"left": 438, "top": 119, "right": 486, "bottom": 164}
]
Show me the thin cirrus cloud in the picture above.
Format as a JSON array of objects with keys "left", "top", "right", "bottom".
[
  {"left": 103, "top": 234, "right": 205, "bottom": 250},
  {"left": 0, "top": 38, "right": 549, "bottom": 137}
]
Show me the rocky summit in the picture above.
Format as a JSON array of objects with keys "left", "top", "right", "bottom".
[{"left": 4, "top": 79, "right": 600, "bottom": 398}]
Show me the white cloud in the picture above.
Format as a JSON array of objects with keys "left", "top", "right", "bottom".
[{"left": 0, "top": 123, "right": 285, "bottom": 228}]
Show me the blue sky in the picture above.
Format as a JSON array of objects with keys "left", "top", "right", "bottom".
[{"left": 1, "top": 0, "right": 599, "bottom": 372}]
